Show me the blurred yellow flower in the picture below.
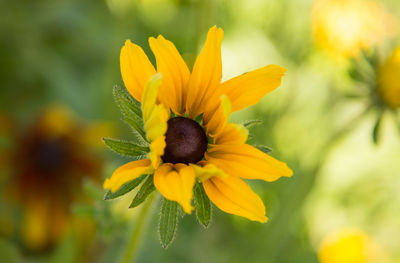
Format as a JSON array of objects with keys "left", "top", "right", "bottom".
[
  {"left": 104, "top": 26, "right": 293, "bottom": 222},
  {"left": 312, "top": 0, "right": 396, "bottom": 58},
  {"left": 318, "top": 228, "right": 383, "bottom": 263},
  {"left": 377, "top": 47, "right": 400, "bottom": 108},
  {"left": 3, "top": 106, "right": 108, "bottom": 252}
]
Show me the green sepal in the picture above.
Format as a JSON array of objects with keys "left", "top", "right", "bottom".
[
  {"left": 194, "top": 113, "right": 204, "bottom": 125},
  {"left": 372, "top": 114, "right": 382, "bottom": 145},
  {"left": 103, "top": 138, "right": 148, "bottom": 159},
  {"left": 255, "top": 145, "right": 273, "bottom": 154},
  {"left": 194, "top": 182, "right": 212, "bottom": 228},
  {"left": 104, "top": 174, "right": 147, "bottom": 200},
  {"left": 129, "top": 175, "right": 156, "bottom": 208},
  {"left": 242, "top": 119, "right": 262, "bottom": 129},
  {"left": 159, "top": 198, "right": 179, "bottom": 249}
]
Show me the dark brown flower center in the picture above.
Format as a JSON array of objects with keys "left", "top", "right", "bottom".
[
  {"left": 162, "top": 117, "right": 208, "bottom": 164},
  {"left": 34, "top": 138, "right": 67, "bottom": 172}
]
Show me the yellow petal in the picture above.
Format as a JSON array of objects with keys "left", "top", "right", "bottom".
[
  {"left": 141, "top": 73, "right": 163, "bottom": 123},
  {"left": 149, "top": 35, "right": 190, "bottom": 114},
  {"left": 190, "top": 162, "right": 227, "bottom": 182},
  {"left": 186, "top": 26, "right": 224, "bottom": 118},
  {"left": 206, "top": 144, "right": 293, "bottom": 182},
  {"left": 141, "top": 73, "right": 169, "bottom": 147},
  {"left": 148, "top": 136, "right": 166, "bottom": 169},
  {"left": 205, "top": 95, "right": 231, "bottom": 137},
  {"left": 104, "top": 159, "right": 153, "bottom": 192},
  {"left": 22, "top": 200, "right": 48, "bottom": 250},
  {"left": 213, "top": 123, "right": 248, "bottom": 145},
  {"left": 219, "top": 65, "right": 286, "bottom": 112},
  {"left": 203, "top": 175, "right": 267, "bottom": 222},
  {"left": 120, "top": 40, "right": 156, "bottom": 101},
  {"left": 154, "top": 164, "right": 196, "bottom": 213},
  {"left": 144, "top": 104, "right": 169, "bottom": 142}
]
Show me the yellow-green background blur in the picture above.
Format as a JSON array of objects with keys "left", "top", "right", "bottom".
[{"left": 1, "top": 0, "right": 400, "bottom": 262}]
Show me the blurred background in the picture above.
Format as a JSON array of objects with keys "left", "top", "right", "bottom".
[{"left": 1, "top": 0, "right": 400, "bottom": 262}]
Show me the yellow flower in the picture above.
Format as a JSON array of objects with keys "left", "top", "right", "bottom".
[
  {"left": 312, "top": 0, "right": 396, "bottom": 58},
  {"left": 377, "top": 47, "right": 400, "bottom": 108},
  {"left": 318, "top": 228, "right": 383, "bottom": 263},
  {"left": 104, "top": 26, "right": 293, "bottom": 222}
]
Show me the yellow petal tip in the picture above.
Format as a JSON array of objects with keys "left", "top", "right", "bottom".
[{"left": 182, "top": 204, "right": 194, "bottom": 214}]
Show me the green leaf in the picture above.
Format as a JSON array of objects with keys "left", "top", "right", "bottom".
[
  {"left": 242, "top": 120, "right": 262, "bottom": 129},
  {"left": 113, "top": 85, "right": 146, "bottom": 142},
  {"left": 255, "top": 145, "right": 272, "bottom": 153},
  {"left": 194, "top": 182, "right": 212, "bottom": 228},
  {"left": 122, "top": 116, "right": 147, "bottom": 145},
  {"left": 159, "top": 198, "right": 179, "bottom": 249},
  {"left": 129, "top": 175, "right": 156, "bottom": 208},
  {"left": 104, "top": 174, "right": 147, "bottom": 200},
  {"left": 103, "top": 138, "right": 148, "bottom": 159},
  {"left": 113, "top": 85, "right": 142, "bottom": 118}
]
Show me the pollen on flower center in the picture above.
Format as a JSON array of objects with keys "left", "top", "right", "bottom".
[{"left": 162, "top": 117, "right": 208, "bottom": 164}]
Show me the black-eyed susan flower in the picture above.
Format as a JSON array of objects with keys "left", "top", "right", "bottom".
[
  {"left": 312, "top": 0, "right": 396, "bottom": 58},
  {"left": 347, "top": 46, "right": 400, "bottom": 143},
  {"left": 318, "top": 228, "right": 384, "bottom": 263},
  {"left": 103, "top": 26, "right": 293, "bottom": 246},
  {"left": 2, "top": 106, "right": 107, "bottom": 252}
]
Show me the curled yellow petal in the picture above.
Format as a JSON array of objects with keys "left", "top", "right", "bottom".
[
  {"left": 120, "top": 40, "right": 156, "bottom": 101},
  {"left": 154, "top": 163, "right": 196, "bottom": 213},
  {"left": 104, "top": 159, "right": 153, "bottom": 192},
  {"left": 140, "top": 73, "right": 169, "bottom": 168},
  {"left": 206, "top": 144, "right": 293, "bottom": 182},
  {"left": 148, "top": 136, "right": 166, "bottom": 169},
  {"left": 149, "top": 35, "right": 190, "bottom": 114},
  {"left": 141, "top": 73, "right": 163, "bottom": 123},
  {"left": 186, "top": 26, "right": 224, "bottom": 118},
  {"left": 203, "top": 175, "right": 268, "bottom": 222},
  {"left": 220, "top": 65, "right": 286, "bottom": 112},
  {"left": 144, "top": 104, "right": 169, "bottom": 142},
  {"left": 205, "top": 95, "right": 231, "bottom": 137},
  {"left": 190, "top": 162, "right": 227, "bottom": 182}
]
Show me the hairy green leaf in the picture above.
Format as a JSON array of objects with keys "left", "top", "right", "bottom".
[
  {"left": 104, "top": 174, "right": 147, "bottom": 200},
  {"left": 122, "top": 116, "right": 147, "bottom": 145},
  {"left": 129, "top": 175, "right": 156, "bottom": 208},
  {"left": 113, "top": 85, "right": 146, "bottom": 142},
  {"left": 194, "top": 183, "right": 211, "bottom": 228},
  {"left": 103, "top": 138, "right": 148, "bottom": 158},
  {"left": 113, "top": 85, "right": 142, "bottom": 117},
  {"left": 159, "top": 198, "right": 179, "bottom": 249}
]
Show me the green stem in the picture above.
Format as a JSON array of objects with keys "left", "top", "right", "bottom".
[{"left": 121, "top": 193, "right": 158, "bottom": 263}]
